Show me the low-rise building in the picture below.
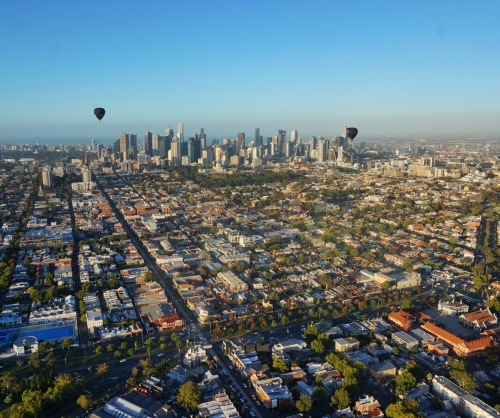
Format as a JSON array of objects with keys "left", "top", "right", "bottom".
[
  {"left": 13, "top": 336, "right": 38, "bottom": 356},
  {"left": 334, "top": 337, "right": 360, "bottom": 353},
  {"left": 432, "top": 375, "right": 500, "bottom": 418},
  {"left": 438, "top": 300, "right": 469, "bottom": 316},
  {"left": 392, "top": 331, "right": 419, "bottom": 350},
  {"left": 355, "top": 395, "right": 381, "bottom": 414},
  {"left": 388, "top": 310, "right": 415, "bottom": 332},
  {"left": 254, "top": 377, "right": 293, "bottom": 409},
  {"left": 369, "top": 360, "right": 397, "bottom": 382},
  {"left": 183, "top": 345, "right": 207, "bottom": 368},
  {"left": 459, "top": 308, "right": 497, "bottom": 331},
  {"left": 422, "top": 322, "right": 493, "bottom": 357}
]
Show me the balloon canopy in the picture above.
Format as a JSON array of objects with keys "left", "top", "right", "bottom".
[
  {"left": 345, "top": 127, "right": 358, "bottom": 140},
  {"left": 94, "top": 107, "right": 105, "bottom": 121}
]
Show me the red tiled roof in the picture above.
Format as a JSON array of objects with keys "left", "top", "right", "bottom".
[
  {"left": 422, "top": 322, "right": 493, "bottom": 355},
  {"left": 422, "top": 322, "right": 464, "bottom": 346},
  {"left": 388, "top": 311, "right": 414, "bottom": 330},
  {"left": 461, "top": 308, "right": 497, "bottom": 328}
]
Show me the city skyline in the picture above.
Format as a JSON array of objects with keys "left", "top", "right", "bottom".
[{"left": 1, "top": 1, "right": 500, "bottom": 143}]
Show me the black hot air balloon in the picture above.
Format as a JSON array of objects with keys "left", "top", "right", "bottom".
[
  {"left": 94, "top": 107, "right": 105, "bottom": 121},
  {"left": 345, "top": 127, "right": 358, "bottom": 141}
]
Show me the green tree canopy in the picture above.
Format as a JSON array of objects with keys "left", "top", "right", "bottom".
[
  {"left": 386, "top": 399, "right": 422, "bottom": 418},
  {"left": 77, "top": 393, "right": 92, "bottom": 411},
  {"left": 176, "top": 380, "right": 201, "bottom": 411},
  {"left": 296, "top": 395, "right": 313, "bottom": 413},
  {"left": 272, "top": 355, "right": 289, "bottom": 373}
]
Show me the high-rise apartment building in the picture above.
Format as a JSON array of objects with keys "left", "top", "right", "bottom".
[{"left": 41, "top": 165, "right": 52, "bottom": 188}]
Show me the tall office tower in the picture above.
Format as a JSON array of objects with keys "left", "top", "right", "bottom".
[
  {"left": 309, "top": 136, "right": 317, "bottom": 151},
  {"left": 41, "top": 165, "right": 52, "bottom": 188},
  {"left": 177, "top": 122, "right": 184, "bottom": 142},
  {"left": 317, "top": 137, "right": 326, "bottom": 162},
  {"left": 165, "top": 126, "right": 174, "bottom": 139},
  {"left": 255, "top": 128, "right": 261, "bottom": 147},
  {"left": 119, "top": 133, "right": 129, "bottom": 159},
  {"left": 200, "top": 128, "right": 206, "bottom": 150},
  {"left": 236, "top": 132, "right": 245, "bottom": 152},
  {"left": 158, "top": 136, "right": 167, "bottom": 158},
  {"left": 144, "top": 130, "right": 152, "bottom": 156},
  {"left": 285, "top": 140, "right": 294, "bottom": 158},
  {"left": 129, "top": 134, "right": 138, "bottom": 160},
  {"left": 270, "top": 136, "right": 279, "bottom": 155},
  {"left": 337, "top": 146, "right": 344, "bottom": 163},
  {"left": 91, "top": 138, "right": 97, "bottom": 153},
  {"left": 327, "top": 147, "right": 336, "bottom": 161},
  {"left": 215, "top": 145, "right": 222, "bottom": 166},
  {"left": 278, "top": 130, "right": 287, "bottom": 157},
  {"left": 82, "top": 167, "right": 92, "bottom": 183},
  {"left": 291, "top": 129, "right": 298, "bottom": 143},
  {"left": 169, "top": 137, "right": 181, "bottom": 166},
  {"left": 187, "top": 138, "right": 195, "bottom": 164},
  {"left": 152, "top": 134, "right": 160, "bottom": 156}
]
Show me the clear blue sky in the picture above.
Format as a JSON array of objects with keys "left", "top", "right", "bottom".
[{"left": 1, "top": 0, "right": 500, "bottom": 144}]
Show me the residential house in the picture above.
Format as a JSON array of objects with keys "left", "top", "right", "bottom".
[{"left": 369, "top": 360, "right": 397, "bottom": 382}]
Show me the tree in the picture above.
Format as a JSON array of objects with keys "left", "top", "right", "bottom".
[
  {"left": 95, "top": 345, "right": 104, "bottom": 355},
  {"left": 296, "top": 395, "right": 313, "bottom": 413},
  {"left": 304, "top": 324, "right": 319, "bottom": 339},
  {"left": 44, "top": 272, "right": 54, "bottom": 287},
  {"left": 176, "top": 380, "right": 201, "bottom": 411},
  {"left": 77, "top": 393, "right": 92, "bottom": 410},
  {"left": 331, "top": 387, "right": 350, "bottom": 409},
  {"left": 449, "top": 368, "right": 477, "bottom": 393},
  {"left": 401, "top": 299, "right": 411, "bottom": 311},
  {"left": 143, "top": 271, "right": 155, "bottom": 283},
  {"left": 61, "top": 338, "right": 73, "bottom": 350},
  {"left": 272, "top": 355, "right": 289, "bottom": 373},
  {"left": 311, "top": 338, "right": 326, "bottom": 354},
  {"left": 386, "top": 399, "right": 422, "bottom": 418},
  {"left": 21, "top": 389, "right": 44, "bottom": 417},
  {"left": 396, "top": 370, "right": 417, "bottom": 397},
  {"left": 126, "top": 377, "right": 137, "bottom": 390},
  {"left": 97, "top": 363, "right": 109, "bottom": 375}
]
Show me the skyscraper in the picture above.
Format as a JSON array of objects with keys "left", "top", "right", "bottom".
[
  {"left": 119, "top": 133, "right": 129, "bottom": 159},
  {"left": 41, "top": 165, "right": 52, "bottom": 188},
  {"left": 255, "top": 128, "right": 261, "bottom": 147},
  {"left": 236, "top": 132, "right": 245, "bottom": 152},
  {"left": 152, "top": 134, "right": 160, "bottom": 156},
  {"left": 177, "top": 122, "right": 184, "bottom": 142},
  {"left": 291, "top": 129, "right": 298, "bottom": 143},
  {"left": 129, "top": 134, "right": 138, "bottom": 160},
  {"left": 200, "top": 128, "right": 206, "bottom": 150},
  {"left": 144, "top": 130, "right": 152, "bottom": 156},
  {"left": 169, "top": 137, "right": 180, "bottom": 166},
  {"left": 278, "top": 130, "right": 287, "bottom": 157}
]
